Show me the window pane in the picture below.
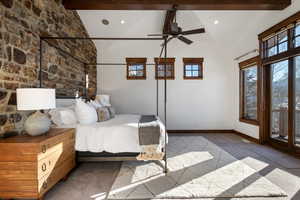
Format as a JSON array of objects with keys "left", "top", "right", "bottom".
[
  {"left": 166, "top": 71, "right": 172, "bottom": 77},
  {"left": 296, "top": 24, "right": 300, "bottom": 36},
  {"left": 192, "top": 65, "right": 199, "bottom": 71},
  {"left": 295, "top": 36, "right": 300, "bottom": 48},
  {"left": 267, "top": 37, "right": 276, "bottom": 47},
  {"left": 243, "top": 66, "right": 258, "bottom": 120},
  {"left": 158, "top": 65, "right": 164, "bottom": 70},
  {"left": 268, "top": 46, "right": 277, "bottom": 57},
  {"left": 185, "top": 71, "right": 192, "bottom": 77},
  {"left": 278, "top": 31, "right": 288, "bottom": 43},
  {"left": 279, "top": 42, "right": 288, "bottom": 53},
  {"left": 192, "top": 71, "right": 199, "bottom": 77},
  {"left": 129, "top": 71, "right": 137, "bottom": 76},
  {"left": 294, "top": 56, "right": 300, "bottom": 146},
  {"left": 129, "top": 65, "right": 137, "bottom": 71},
  {"left": 158, "top": 71, "right": 164, "bottom": 77},
  {"left": 167, "top": 65, "right": 173, "bottom": 71},
  {"left": 136, "top": 65, "right": 144, "bottom": 70},
  {"left": 186, "top": 65, "right": 192, "bottom": 70},
  {"left": 136, "top": 71, "right": 144, "bottom": 77},
  {"left": 270, "top": 60, "right": 289, "bottom": 142}
]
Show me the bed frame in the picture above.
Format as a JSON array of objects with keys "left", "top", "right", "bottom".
[
  {"left": 39, "top": 36, "right": 169, "bottom": 173},
  {"left": 76, "top": 151, "right": 140, "bottom": 162}
]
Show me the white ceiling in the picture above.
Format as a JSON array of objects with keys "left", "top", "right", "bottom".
[{"left": 77, "top": 0, "right": 300, "bottom": 59}]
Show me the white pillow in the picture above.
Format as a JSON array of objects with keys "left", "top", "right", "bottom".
[
  {"left": 96, "top": 95, "right": 111, "bottom": 107},
  {"left": 49, "top": 108, "right": 77, "bottom": 126},
  {"left": 88, "top": 100, "right": 103, "bottom": 109},
  {"left": 75, "top": 99, "right": 98, "bottom": 125},
  {"left": 60, "top": 110, "right": 77, "bottom": 125}
]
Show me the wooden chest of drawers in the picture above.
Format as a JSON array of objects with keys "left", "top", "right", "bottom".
[{"left": 0, "top": 128, "right": 76, "bottom": 200}]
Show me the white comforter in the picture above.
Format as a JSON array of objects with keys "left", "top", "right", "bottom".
[{"left": 58, "top": 114, "right": 166, "bottom": 153}]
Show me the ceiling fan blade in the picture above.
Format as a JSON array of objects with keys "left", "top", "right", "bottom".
[
  {"left": 177, "top": 36, "right": 193, "bottom": 45},
  {"left": 148, "top": 34, "right": 167, "bottom": 37},
  {"left": 181, "top": 28, "right": 205, "bottom": 35}
]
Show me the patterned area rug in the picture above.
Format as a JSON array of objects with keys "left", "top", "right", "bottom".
[{"left": 105, "top": 136, "right": 287, "bottom": 199}]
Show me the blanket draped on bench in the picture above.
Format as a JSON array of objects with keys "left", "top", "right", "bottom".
[{"left": 136, "top": 115, "right": 166, "bottom": 160}]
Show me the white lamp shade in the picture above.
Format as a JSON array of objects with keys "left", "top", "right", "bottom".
[{"left": 17, "top": 88, "right": 56, "bottom": 111}]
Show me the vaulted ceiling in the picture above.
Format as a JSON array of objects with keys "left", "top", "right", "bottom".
[{"left": 77, "top": 0, "right": 299, "bottom": 59}]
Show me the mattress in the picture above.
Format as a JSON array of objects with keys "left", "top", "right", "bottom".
[{"left": 56, "top": 114, "right": 166, "bottom": 153}]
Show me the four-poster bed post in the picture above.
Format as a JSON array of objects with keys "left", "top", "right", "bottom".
[
  {"left": 39, "top": 36, "right": 169, "bottom": 173},
  {"left": 163, "top": 37, "right": 168, "bottom": 173}
]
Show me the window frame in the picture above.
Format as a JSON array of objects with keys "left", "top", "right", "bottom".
[
  {"left": 239, "top": 56, "right": 260, "bottom": 126},
  {"left": 259, "top": 11, "right": 300, "bottom": 150},
  {"left": 154, "top": 58, "right": 175, "bottom": 80},
  {"left": 259, "top": 11, "right": 300, "bottom": 65},
  {"left": 126, "top": 58, "right": 147, "bottom": 80},
  {"left": 183, "top": 58, "right": 204, "bottom": 80}
]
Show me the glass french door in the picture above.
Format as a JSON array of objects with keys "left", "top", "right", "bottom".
[
  {"left": 294, "top": 56, "right": 300, "bottom": 147},
  {"left": 270, "top": 60, "right": 289, "bottom": 143},
  {"left": 267, "top": 56, "right": 300, "bottom": 151}
]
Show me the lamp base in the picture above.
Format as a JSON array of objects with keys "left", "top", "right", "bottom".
[{"left": 25, "top": 111, "right": 51, "bottom": 136}]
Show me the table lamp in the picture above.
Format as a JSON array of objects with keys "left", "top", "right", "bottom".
[{"left": 16, "top": 88, "right": 56, "bottom": 136}]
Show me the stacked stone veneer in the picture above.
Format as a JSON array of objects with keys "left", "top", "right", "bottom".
[{"left": 0, "top": 0, "right": 97, "bottom": 135}]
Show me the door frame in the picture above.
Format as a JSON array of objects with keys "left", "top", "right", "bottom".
[{"left": 261, "top": 56, "right": 300, "bottom": 154}]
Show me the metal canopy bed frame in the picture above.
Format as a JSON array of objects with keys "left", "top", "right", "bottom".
[{"left": 39, "top": 36, "right": 169, "bottom": 173}]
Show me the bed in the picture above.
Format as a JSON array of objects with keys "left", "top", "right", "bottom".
[{"left": 53, "top": 98, "right": 167, "bottom": 171}]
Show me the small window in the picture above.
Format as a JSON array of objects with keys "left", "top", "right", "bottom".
[
  {"left": 183, "top": 58, "right": 203, "bottom": 79},
  {"left": 263, "top": 30, "right": 288, "bottom": 58},
  {"left": 239, "top": 56, "right": 260, "bottom": 125},
  {"left": 126, "top": 58, "right": 147, "bottom": 80},
  {"left": 294, "top": 23, "right": 300, "bottom": 48},
  {"left": 154, "top": 58, "right": 175, "bottom": 80}
]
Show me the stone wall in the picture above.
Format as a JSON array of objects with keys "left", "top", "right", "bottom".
[{"left": 0, "top": 0, "right": 97, "bottom": 135}]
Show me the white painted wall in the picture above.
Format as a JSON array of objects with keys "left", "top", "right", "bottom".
[
  {"left": 78, "top": 2, "right": 300, "bottom": 134},
  {"left": 96, "top": 38, "right": 235, "bottom": 130},
  {"left": 233, "top": 1, "right": 300, "bottom": 139}
]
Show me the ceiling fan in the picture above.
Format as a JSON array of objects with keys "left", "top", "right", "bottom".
[{"left": 148, "top": 5, "right": 205, "bottom": 45}]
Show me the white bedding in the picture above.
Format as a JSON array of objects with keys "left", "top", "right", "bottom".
[{"left": 56, "top": 114, "right": 166, "bottom": 153}]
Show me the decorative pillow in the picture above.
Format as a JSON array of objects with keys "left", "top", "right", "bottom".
[
  {"left": 96, "top": 107, "right": 111, "bottom": 122},
  {"left": 88, "top": 100, "right": 103, "bottom": 109},
  {"left": 75, "top": 99, "right": 98, "bottom": 125},
  {"left": 96, "top": 95, "right": 111, "bottom": 107},
  {"left": 49, "top": 108, "right": 77, "bottom": 126},
  {"left": 107, "top": 106, "right": 116, "bottom": 118}
]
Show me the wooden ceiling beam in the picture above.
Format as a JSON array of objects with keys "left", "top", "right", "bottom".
[{"left": 63, "top": 0, "right": 291, "bottom": 10}]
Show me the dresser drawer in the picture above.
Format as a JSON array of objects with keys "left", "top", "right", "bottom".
[
  {"left": 38, "top": 141, "right": 75, "bottom": 179},
  {"left": 0, "top": 162, "right": 37, "bottom": 180},
  {"left": 38, "top": 157, "right": 75, "bottom": 196},
  {"left": 0, "top": 179, "right": 37, "bottom": 193},
  {"left": 38, "top": 130, "right": 75, "bottom": 160}
]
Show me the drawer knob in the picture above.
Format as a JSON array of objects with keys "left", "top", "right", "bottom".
[
  {"left": 42, "top": 163, "right": 47, "bottom": 172},
  {"left": 42, "top": 145, "right": 46, "bottom": 153},
  {"left": 42, "top": 181, "right": 47, "bottom": 189}
]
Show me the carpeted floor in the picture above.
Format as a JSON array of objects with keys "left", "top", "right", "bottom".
[
  {"left": 106, "top": 135, "right": 286, "bottom": 199},
  {"left": 45, "top": 133, "right": 300, "bottom": 200}
]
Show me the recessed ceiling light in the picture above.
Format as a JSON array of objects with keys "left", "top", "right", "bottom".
[
  {"left": 214, "top": 20, "right": 219, "bottom": 25},
  {"left": 102, "top": 19, "right": 109, "bottom": 25},
  {"left": 120, "top": 20, "right": 125, "bottom": 24}
]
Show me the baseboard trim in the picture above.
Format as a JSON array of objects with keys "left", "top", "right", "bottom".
[
  {"left": 166, "top": 129, "right": 260, "bottom": 143},
  {"left": 167, "top": 130, "right": 235, "bottom": 134},
  {"left": 233, "top": 130, "right": 260, "bottom": 144}
]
